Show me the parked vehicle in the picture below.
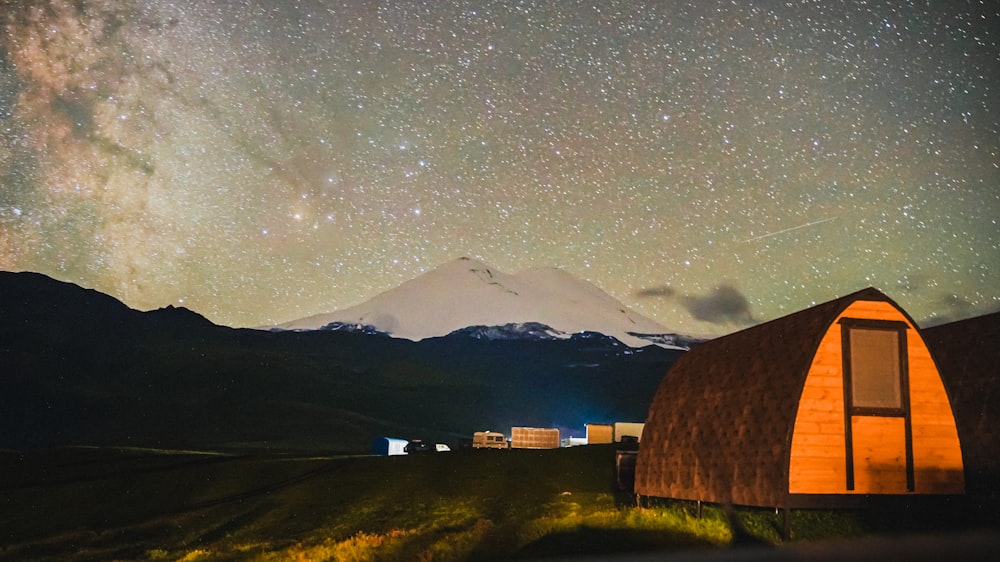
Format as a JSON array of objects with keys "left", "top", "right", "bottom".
[
  {"left": 435, "top": 443, "right": 451, "bottom": 452},
  {"left": 372, "top": 436, "right": 409, "bottom": 456},
  {"left": 404, "top": 439, "right": 434, "bottom": 453},
  {"left": 472, "top": 431, "right": 508, "bottom": 449}
]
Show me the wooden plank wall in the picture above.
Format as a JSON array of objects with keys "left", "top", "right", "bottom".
[
  {"left": 511, "top": 427, "right": 560, "bottom": 449},
  {"left": 851, "top": 416, "right": 908, "bottom": 493},
  {"left": 587, "top": 424, "right": 614, "bottom": 444},
  {"left": 788, "top": 300, "right": 964, "bottom": 495}
]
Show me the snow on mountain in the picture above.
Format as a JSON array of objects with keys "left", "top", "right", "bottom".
[{"left": 276, "top": 257, "right": 684, "bottom": 348}]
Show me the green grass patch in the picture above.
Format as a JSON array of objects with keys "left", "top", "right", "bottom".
[{"left": 1, "top": 445, "right": 993, "bottom": 561}]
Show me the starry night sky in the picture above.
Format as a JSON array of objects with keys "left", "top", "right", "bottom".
[{"left": 1, "top": 0, "right": 998, "bottom": 336}]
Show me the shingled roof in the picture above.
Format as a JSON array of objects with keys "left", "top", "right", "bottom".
[
  {"left": 634, "top": 287, "right": 902, "bottom": 508},
  {"left": 922, "top": 310, "right": 1000, "bottom": 496}
]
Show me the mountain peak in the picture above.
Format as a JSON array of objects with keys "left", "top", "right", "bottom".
[{"left": 277, "top": 259, "right": 682, "bottom": 348}]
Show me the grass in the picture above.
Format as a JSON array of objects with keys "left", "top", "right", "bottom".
[{"left": 1, "top": 445, "right": 993, "bottom": 561}]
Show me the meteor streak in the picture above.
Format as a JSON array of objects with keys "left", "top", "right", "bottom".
[{"left": 741, "top": 216, "right": 838, "bottom": 243}]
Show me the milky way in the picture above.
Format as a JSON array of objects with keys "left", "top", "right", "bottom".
[{"left": 1, "top": 0, "right": 998, "bottom": 335}]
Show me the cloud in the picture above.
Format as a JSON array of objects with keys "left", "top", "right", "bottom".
[
  {"left": 680, "top": 285, "right": 755, "bottom": 326},
  {"left": 635, "top": 282, "right": 755, "bottom": 327},
  {"left": 635, "top": 285, "right": 675, "bottom": 298},
  {"left": 922, "top": 293, "right": 977, "bottom": 327},
  {"left": 894, "top": 273, "right": 928, "bottom": 294}
]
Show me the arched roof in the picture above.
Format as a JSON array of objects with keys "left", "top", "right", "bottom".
[
  {"left": 922, "top": 310, "right": 1000, "bottom": 495},
  {"left": 635, "top": 287, "right": 898, "bottom": 507}
]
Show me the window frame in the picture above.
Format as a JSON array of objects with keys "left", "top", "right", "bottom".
[{"left": 844, "top": 322, "right": 907, "bottom": 415}]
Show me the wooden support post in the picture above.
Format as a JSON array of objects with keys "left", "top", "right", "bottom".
[
  {"left": 782, "top": 507, "right": 791, "bottom": 541},
  {"left": 696, "top": 499, "right": 702, "bottom": 518}
]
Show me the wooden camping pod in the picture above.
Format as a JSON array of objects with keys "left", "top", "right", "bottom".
[
  {"left": 634, "top": 288, "right": 964, "bottom": 509},
  {"left": 922, "top": 310, "right": 1000, "bottom": 497}
]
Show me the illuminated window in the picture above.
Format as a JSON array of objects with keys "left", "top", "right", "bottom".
[{"left": 848, "top": 327, "right": 902, "bottom": 410}]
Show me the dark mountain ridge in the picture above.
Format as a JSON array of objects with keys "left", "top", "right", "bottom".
[{"left": 0, "top": 271, "right": 685, "bottom": 452}]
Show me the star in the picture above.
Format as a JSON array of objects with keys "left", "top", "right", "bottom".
[{"left": 0, "top": 0, "right": 997, "bottom": 335}]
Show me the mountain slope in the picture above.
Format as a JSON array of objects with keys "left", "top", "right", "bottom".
[
  {"left": 0, "top": 271, "right": 685, "bottom": 451},
  {"left": 277, "top": 257, "right": 680, "bottom": 348}
]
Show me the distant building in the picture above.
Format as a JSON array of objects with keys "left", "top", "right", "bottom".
[
  {"left": 636, "top": 288, "right": 965, "bottom": 515},
  {"left": 586, "top": 423, "right": 613, "bottom": 444},
  {"left": 585, "top": 422, "right": 643, "bottom": 444},
  {"left": 511, "top": 427, "right": 560, "bottom": 449},
  {"left": 613, "top": 422, "right": 644, "bottom": 443}
]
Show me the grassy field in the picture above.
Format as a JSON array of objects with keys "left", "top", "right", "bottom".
[{"left": 1, "top": 445, "right": 995, "bottom": 561}]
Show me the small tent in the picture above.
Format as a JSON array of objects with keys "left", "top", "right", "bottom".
[
  {"left": 922, "top": 311, "right": 1000, "bottom": 497},
  {"left": 635, "top": 288, "right": 964, "bottom": 511}
]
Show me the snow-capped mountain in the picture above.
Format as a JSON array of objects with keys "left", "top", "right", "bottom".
[{"left": 275, "top": 257, "right": 686, "bottom": 348}]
